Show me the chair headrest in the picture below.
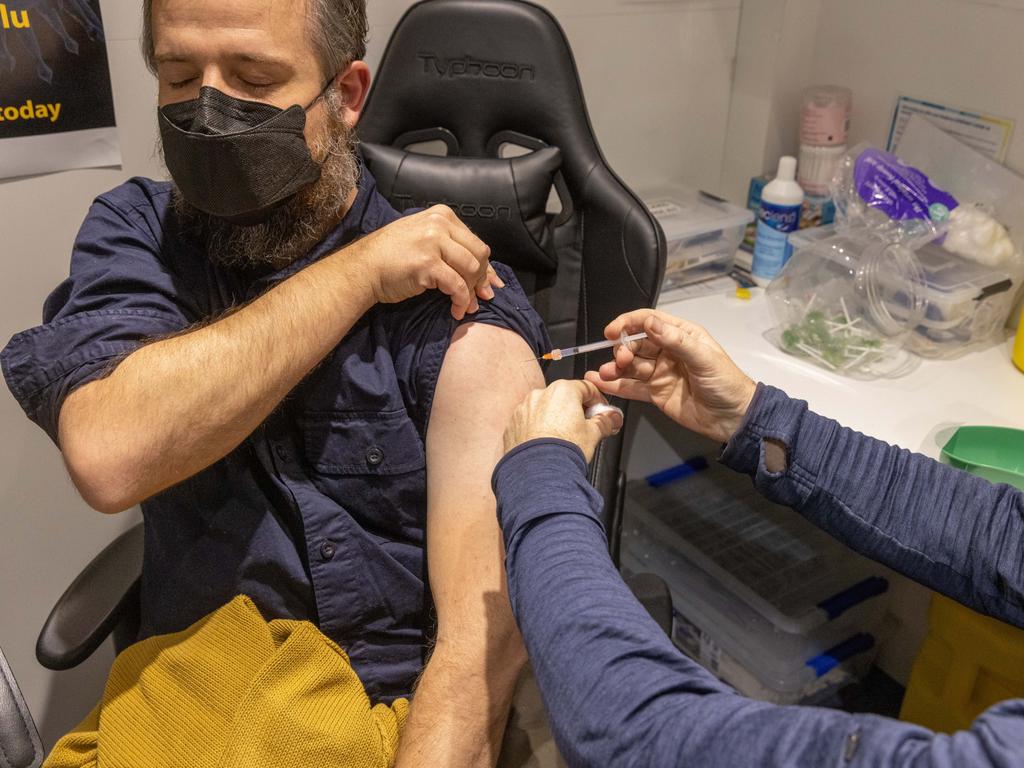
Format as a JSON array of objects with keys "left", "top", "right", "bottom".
[
  {"left": 358, "top": 0, "right": 601, "bottom": 174},
  {"left": 362, "top": 143, "right": 561, "bottom": 273}
]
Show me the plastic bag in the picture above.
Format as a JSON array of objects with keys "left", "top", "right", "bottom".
[{"left": 831, "top": 144, "right": 958, "bottom": 248}]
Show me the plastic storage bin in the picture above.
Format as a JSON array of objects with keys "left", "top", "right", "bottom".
[
  {"left": 641, "top": 185, "right": 753, "bottom": 294},
  {"left": 900, "top": 426, "right": 1024, "bottom": 732},
  {"left": 941, "top": 425, "right": 1024, "bottom": 487},
  {"left": 620, "top": 458, "right": 891, "bottom": 704},
  {"left": 896, "top": 244, "right": 1019, "bottom": 358},
  {"left": 790, "top": 225, "right": 1022, "bottom": 359}
]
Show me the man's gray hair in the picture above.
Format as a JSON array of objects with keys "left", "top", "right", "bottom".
[{"left": 141, "top": 0, "right": 368, "bottom": 79}]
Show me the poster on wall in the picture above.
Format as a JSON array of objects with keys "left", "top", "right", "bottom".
[{"left": 0, "top": 0, "right": 121, "bottom": 179}]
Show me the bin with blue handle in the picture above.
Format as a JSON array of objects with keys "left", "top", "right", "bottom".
[
  {"left": 900, "top": 426, "right": 1024, "bottom": 732},
  {"left": 621, "top": 456, "right": 892, "bottom": 704}
]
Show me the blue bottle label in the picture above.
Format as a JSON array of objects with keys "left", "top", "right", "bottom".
[{"left": 752, "top": 200, "right": 801, "bottom": 280}]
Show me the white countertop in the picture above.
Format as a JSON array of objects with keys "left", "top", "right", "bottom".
[{"left": 657, "top": 290, "right": 1023, "bottom": 460}]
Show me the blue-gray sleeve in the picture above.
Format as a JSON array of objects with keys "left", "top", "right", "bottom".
[
  {"left": 721, "top": 384, "right": 1024, "bottom": 628},
  {"left": 494, "top": 439, "right": 1024, "bottom": 768}
]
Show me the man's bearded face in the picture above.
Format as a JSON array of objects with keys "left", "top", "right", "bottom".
[{"left": 168, "top": 88, "right": 361, "bottom": 271}]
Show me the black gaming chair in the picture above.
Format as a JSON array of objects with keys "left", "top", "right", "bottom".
[
  {"left": 16, "top": 1, "right": 668, "bottom": 744},
  {"left": 358, "top": 0, "right": 666, "bottom": 550}
]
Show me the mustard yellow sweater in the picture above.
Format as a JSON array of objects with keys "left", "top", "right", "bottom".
[{"left": 45, "top": 595, "right": 408, "bottom": 768}]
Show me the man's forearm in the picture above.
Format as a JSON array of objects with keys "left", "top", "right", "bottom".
[
  {"left": 395, "top": 620, "right": 525, "bottom": 768},
  {"left": 396, "top": 470, "right": 527, "bottom": 768},
  {"left": 58, "top": 249, "right": 375, "bottom": 512}
]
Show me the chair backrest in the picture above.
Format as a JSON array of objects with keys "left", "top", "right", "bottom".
[{"left": 359, "top": 0, "right": 665, "bottom": 382}]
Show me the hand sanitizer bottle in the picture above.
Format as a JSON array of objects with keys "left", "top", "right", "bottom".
[{"left": 752, "top": 156, "right": 804, "bottom": 285}]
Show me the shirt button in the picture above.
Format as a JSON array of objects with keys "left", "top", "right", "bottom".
[
  {"left": 274, "top": 443, "right": 288, "bottom": 462},
  {"left": 366, "top": 445, "right": 385, "bottom": 467},
  {"left": 320, "top": 541, "right": 336, "bottom": 561}
]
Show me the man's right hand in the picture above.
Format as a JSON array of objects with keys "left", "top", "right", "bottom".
[
  {"left": 585, "top": 309, "right": 757, "bottom": 444},
  {"left": 345, "top": 205, "right": 502, "bottom": 320}
]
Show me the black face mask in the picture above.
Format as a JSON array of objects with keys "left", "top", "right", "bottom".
[{"left": 159, "top": 84, "right": 330, "bottom": 226}]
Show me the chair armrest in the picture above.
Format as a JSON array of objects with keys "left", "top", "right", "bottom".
[
  {"left": 625, "top": 572, "right": 673, "bottom": 637},
  {"left": 588, "top": 402, "right": 628, "bottom": 561},
  {"left": 36, "top": 523, "right": 144, "bottom": 671},
  {"left": 0, "top": 647, "right": 43, "bottom": 768}
]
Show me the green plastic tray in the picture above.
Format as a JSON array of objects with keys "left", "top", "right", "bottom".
[{"left": 942, "top": 426, "right": 1024, "bottom": 491}]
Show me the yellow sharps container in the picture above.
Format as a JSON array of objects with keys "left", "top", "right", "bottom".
[
  {"left": 900, "top": 426, "right": 1024, "bottom": 732},
  {"left": 1014, "top": 308, "right": 1024, "bottom": 372}
]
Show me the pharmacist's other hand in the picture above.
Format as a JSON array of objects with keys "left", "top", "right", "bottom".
[
  {"left": 503, "top": 380, "right": 622, "bottom": 463},
  {"left": 585, "top": 310, "right": 756, "bottom": 444}
]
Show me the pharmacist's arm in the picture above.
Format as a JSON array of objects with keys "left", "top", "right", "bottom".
[
  {"left": 494, "top": 438, "right": 1024, "bottom": 768},
  {"left": 719, "top": 383, "right": 1024, "bottom": 629},
  {"left": 590, "top": 310, "right": 1024, "bottom": 629}
]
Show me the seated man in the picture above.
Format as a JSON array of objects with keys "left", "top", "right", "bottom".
[{"left": 0, "top": 0, "right": 547, "bottom": 764}]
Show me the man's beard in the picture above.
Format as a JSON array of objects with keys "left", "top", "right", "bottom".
[{"left": 168, "top": 96, "right": 360, "bottom": 271}]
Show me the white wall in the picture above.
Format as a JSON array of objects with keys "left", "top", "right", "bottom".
[
  {"left": 722, "top": 0, "right": 1024, "bottom": 202},
  {"left": 813, "top": 0, "right": 1024, "bottom": 175},
  {"left": 0, "top": 0, "right": 742, "bottom": 748}
]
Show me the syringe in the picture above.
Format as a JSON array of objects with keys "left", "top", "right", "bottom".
[{"left": 539, "top": 331, "right": 648, "bottom": 361}]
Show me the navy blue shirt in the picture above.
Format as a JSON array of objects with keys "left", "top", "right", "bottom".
[
  {"left": 494, "top": 384, "right": 1024, "bottom": 767},
  {"left": 1, "top": 169, "right": 549, "bottom": 703}
]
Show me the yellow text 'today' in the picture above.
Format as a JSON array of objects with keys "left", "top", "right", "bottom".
[{"left": 0, "top": 101, "right": 62, "bottom": 123}]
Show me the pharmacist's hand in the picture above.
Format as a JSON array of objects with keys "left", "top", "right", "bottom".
[
  {"left": 585, "top": 310, "right": 756, "bottom": 443},
  {"left": 503, "top": 380, "right": 623, "bottom": 463}
]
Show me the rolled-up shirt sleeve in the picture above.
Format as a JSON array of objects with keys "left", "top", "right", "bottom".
[
  {"left": 389, "top": 260, "right": 551, "bottom": 436},
  {"left": 1, "top": 191, "right": 191, "bottom": 444}
]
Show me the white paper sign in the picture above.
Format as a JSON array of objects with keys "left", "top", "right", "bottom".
[{"left": 887, "top": 95, "right": 1014, "bottom": 163}]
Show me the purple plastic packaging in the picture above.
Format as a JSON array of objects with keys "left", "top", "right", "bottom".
[{"left": 853, "top": 148, "right": 958, "bottom": 223}]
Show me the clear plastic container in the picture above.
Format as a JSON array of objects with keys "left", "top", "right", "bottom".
[
  {"left": 621, "top": 460, "right": 890, "bottom": 704},
  {"left": 791, "top": 225, "right": 1021, "bottom": 359},
  {"left": 641, "top": 185, "right": 753, "bottom": 294},
  {"left": 767, "top": 231, "right": 927, "bottom": 378}
]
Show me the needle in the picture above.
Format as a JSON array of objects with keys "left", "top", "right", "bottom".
[{"left": 537, "top": 331, "right": 648, "bottom": 361}]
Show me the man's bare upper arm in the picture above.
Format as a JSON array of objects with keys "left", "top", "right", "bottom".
[{"left": 425, "top": 321, "right": 545, "bottom": 633}]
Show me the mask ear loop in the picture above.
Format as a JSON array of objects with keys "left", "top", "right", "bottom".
[
  {"left": 304, "top": 73, "right": 356, "bottom": 160},
  {"left": 303, "top": 70, "right": 342, "bottom": 112}
]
